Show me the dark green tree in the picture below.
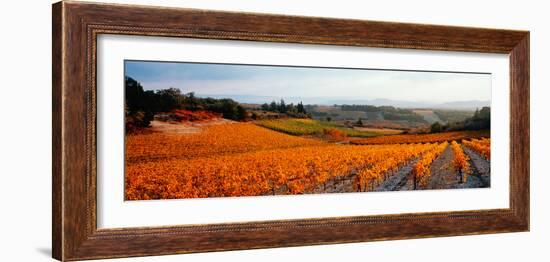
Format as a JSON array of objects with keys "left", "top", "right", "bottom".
[
  {"left": 279, "top": 99, "right": 287, "bottom": 113},
  {"left": 269, "top": 101, "right": 278, "bottom": 112},
  {"left": 156, "top": 88, "right": 182, "bottom": 112},
  {"left": 297, "top": 101, "right": 306, "bottom": 114},
  {"left": 431, "top": 122, "right": 443, "bottom": 133}
]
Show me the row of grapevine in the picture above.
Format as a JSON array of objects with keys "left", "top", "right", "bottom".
[
  {"left": 351, "top": 130, "right": 489, "bottom": 145},
  {"left": 411, "top": 142, "right": 449, "bottom": 189},
  {"left": 126, "top": 121, "right": 489, "bottom": 199},
  {"left": 353, "top": 143, "right": 442, "bottom": 192},
  {"left": 451, "top": 141, "right": 471, "bottom": 183},
  {"left": 462, "top": 138, "right": 490, "bottom": 160},
  {"left": 125, "top": 123, "right": 325, "bottom": 164},
  {"left": 126, "top": 143, "right": 440, "bottom": 200}
]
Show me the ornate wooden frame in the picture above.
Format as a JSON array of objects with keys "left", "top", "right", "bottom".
[{"left": 52, "top": 1, "right": 529, "bottom": 261}]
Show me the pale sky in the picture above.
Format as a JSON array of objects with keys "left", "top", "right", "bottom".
[{"left": 125, "top": 60, "right": 491, "bottom": 104}]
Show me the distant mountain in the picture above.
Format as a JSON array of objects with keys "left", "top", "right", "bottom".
[
  {"left": 196, "top": 94, "right": 489, "bottom": 110},
  {"left": 435, "top": 100, "right": 491, "bottom": 109},
  {"left": 325, "top": 98, "right": 489, "bottom": 109},
  {"left": 196, "top": 94, "right": 330, "bottom": 105}
]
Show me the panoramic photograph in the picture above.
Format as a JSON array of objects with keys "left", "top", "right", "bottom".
[{"left": 124, "top": 60, "right": 491, "bottom": 200}]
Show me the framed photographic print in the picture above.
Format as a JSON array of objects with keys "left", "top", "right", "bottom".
[{"left": 52, "top": 1, "right": 529, "bottom": 261}]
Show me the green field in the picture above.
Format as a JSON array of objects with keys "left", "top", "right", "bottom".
[{"left": 255, "top": 119, "right": 379, "bottom": 138}]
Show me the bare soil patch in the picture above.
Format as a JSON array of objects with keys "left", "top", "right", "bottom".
[
  {"left": 413, "top": 109, "right": 445, "bottom": 124},
  {"left": 149, "top": 119, "right": 236, "bottom": 134}
]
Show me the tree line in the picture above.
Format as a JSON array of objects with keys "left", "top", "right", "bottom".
[
  {"left": 125, "top": 76, "right": 246, "bottom": 131},
  {"left": 430, "top": 107, "right": 491, "bottom": 133},
  {"left": 258, "top": 99, "right": 310, "bottom": 118}
]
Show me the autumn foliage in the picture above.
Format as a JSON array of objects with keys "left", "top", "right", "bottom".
[
  {"left": 125, "top": 120, "right": 491, "bottom": 200},
  {"left": 451, "top": 141, "right": 471, "bottom": 183},
  {"left": 354, "top": 142, "right": 442, "bottom": 191},
  {"left": 126, "top": 123, "right": 451, "bottom": 199},
  {"left": 323, "top": 128, "right": 347, "bottom": 141},
  {"left": 352, "top": 130, "right": 489, "bottom": 145},
  {"left": 411, "top": 142, "right": 449, "bottom": 188},
  {"left": 169, "top": 109, "right": 221, "bottom": 122},
  {"left": 462, "top": 138, "right": 490, "bottom": 160},
  {"left": 125, "top": 123, "right": 324, "bottom": 164}
]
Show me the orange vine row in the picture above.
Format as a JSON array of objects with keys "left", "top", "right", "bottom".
[
  {"left": 462, "top": 138, "right": 490, "bottom": 160},
  {"left": 411, "top": 141, "right": 449, "bottom": 189},
  {"left": 451, "top": 141, "right": 471, "bottom": 183}
]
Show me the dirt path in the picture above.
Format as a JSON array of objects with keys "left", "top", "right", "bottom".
[
  {"left": 418, "top": 144, "right": 488, "bottom": 190},
  {"left": 463, "top": 146, "right": 491, "bottom": 188},
  {"left": 420, "top": 145, "right": 459, "bottom": 189},
  {"left": 376, "top": 158, "right": 419, "bottom": 191}
]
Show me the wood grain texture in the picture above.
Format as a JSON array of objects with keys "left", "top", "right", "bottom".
[
  {"left": 509, "top": 35, "right": 530, "bottom": 227},
  {"left": 52, "top": 1, "right": 530, "bottom": 261},
  {"left": 52, "top": 2, "right": 63, "bottom": 260}
]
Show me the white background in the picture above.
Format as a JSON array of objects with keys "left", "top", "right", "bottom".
[
  {"left": 98, "top": 35, "right": 509, "bottom": 228},
  {"left": 0, "top": 0, "right": 546, "bottom": 261}
]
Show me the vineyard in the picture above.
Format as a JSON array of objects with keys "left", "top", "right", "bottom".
[
  {"left": 462, "top": 138, "right": 491, "bottom": 160},
  {"left": 256, "top": 118, "right": 378, "bottom": 137},
  {"left": 451, "top": 141, "right": 471, "bottom": 183},
  {"left": 411, "top": 142, "right": 448, "bottom": 189},
  {"left": 126, "top": 122, "right": 325, "bottom": 164},
  {"left": 125, "top": 122, "right": 492, "bottom": 200},
  {"left": 351, "top": 130, "right": 490, "bottom": 145}
]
